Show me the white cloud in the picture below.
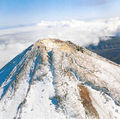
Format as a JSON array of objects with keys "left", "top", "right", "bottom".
[
  {"left": 89, "top": 0, "right": 111, "bottom": 5},
  {"left": 0, "top": 17, "right": 120, "bottom": 68}
]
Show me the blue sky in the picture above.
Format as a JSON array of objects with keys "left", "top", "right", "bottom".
[{"left": 0, "top": 0, "right": 120, "bottom": 27}]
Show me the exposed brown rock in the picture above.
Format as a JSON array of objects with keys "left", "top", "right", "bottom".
[{"left": 78, "top": 85, "right": 99, "bottom": 119}]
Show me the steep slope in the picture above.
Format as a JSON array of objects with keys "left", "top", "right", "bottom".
[{"left": 0, "top": 39, "right": 120, "bottom": 119}]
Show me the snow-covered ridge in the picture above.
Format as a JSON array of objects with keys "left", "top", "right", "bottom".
[{"left": 0, "top": 38, "right": 120, "bottom": 119}]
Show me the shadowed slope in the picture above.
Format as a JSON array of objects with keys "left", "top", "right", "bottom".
[{"left": 87, "top": 36, "right": 120, "bottom": 64}]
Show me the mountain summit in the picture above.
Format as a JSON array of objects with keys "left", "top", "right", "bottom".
[{"left": 0, "top": 39, "right": 120, "bottom": 119}]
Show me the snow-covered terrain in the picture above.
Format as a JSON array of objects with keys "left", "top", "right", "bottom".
[{"left": 0, "top": 38, "right": 120, "bottom": 119}]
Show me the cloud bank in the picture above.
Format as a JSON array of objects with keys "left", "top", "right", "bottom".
[{"left": 0, "top": 17, "right": 120, "bottom": 68}]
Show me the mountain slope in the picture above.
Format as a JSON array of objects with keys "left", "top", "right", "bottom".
[
  {"left": 0, "top": 39, "right": 120, "bottom": 119},
  {"left": 87, "top": 36, "right": 120, "bottom": 64}
]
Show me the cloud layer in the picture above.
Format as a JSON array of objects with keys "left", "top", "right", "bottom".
[{"left": 0, "top": 17, "right": 120, "bottom": 68}]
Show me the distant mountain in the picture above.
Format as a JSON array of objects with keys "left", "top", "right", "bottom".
[
  {"left": 86, "top": 36, "right": 120, "bottom": 64},
  {"left": 0, "top": 39, "right": 120, "bottom": 119}
]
